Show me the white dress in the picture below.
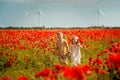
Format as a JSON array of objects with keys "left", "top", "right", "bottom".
[{"left": 71, "top": 44, "right": 81, "bottom": 66}]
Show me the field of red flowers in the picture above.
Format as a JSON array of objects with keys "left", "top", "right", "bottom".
[{"left": 0, "top": 29, "right": 120, "bottom": 80}]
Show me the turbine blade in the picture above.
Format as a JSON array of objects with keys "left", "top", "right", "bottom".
[
  {"left": 98, "top": 9, "right": 104, "bottom": 15},
  {"left": 38, "top": 10, "right": 45, "bottom": 16},
  {"left": 24, "top": 10, "right": 29, "bottom": 16}
]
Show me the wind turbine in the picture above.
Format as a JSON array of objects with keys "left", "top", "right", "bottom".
[
  {"left": 97, "top": 0, "right": 103, "bottom": 27},
  {"left": 24, "top": 10, "right": 30, "bottom": 27},
  {"left": 37, "top": 10, "right": 45, "bottom": 27},
  {"left": 97, "top": 0, "right": 104, "bottom": 27},
  {"left": 98, "top": 9, "right": 104, "bottom": 26}
]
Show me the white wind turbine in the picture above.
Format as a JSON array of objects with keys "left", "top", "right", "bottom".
[
  {"left": 24, "top": 10, "right": 30, "bottom": 27},
  {"left": 98, "top": 9, "right": 104, "bottom": 26},
  {"left": 37, "top": 10, "right": 45, "bottom": 27}
]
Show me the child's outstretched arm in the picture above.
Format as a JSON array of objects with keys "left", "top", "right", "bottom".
[
  {"left": 78, "top": 43, "right": 84, "bottom": 48},
  {"left": 65, "top": 40, "right": 71, "bottom": 55},
  {"left": 78, "top": 43, "right": 87, "bottom": 49}
]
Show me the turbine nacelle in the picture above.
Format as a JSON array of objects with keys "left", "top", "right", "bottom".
[{"left": 38, "top": 10, "right": 45, "bottom": 16}]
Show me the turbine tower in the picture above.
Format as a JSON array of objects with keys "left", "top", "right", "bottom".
[
  {"left": 24, "top": 10, "right": 30, "bottom": 27},
  {"left": 37, "top": 10, "right": 45, "bottom": 27},
  {"left": 98, "top": 9, "right": 104, "bottom": 26}
]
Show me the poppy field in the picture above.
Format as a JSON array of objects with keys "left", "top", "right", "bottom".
[{"left": 0, "top": 29, "right": 120, "bottom": 80}]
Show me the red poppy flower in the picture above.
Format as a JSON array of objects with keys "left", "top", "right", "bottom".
[
  {"left": 0, "top": 76, "right": 13, "bottom": 80},
  {"left": 103, "top": 49, "right": 109, "bottom": 53},
  {"left": 24, "top": 57, "right": 28, "bottom": 61},
  {"left": 0, "top": 52, "right": 4, "bottom": 55},
  {"left": 116, "top": 42, "right": 120, "bottom": 48},
  {"left": 17, "top": 75, "right": 29, "bottom": 80},
  {"left": 62, "top": 66, "right": 76, "bottom": 78},
  {"left": 72, "top": 66, "right": 86, "bottom": 80},
  {"left": 35, "top": 68, "right": 51, "bottom": 78},
  {"left": 109, "top": 53, "right": 120, "bottom": 68},
  {"left": 104, "top": 58, "right": 112, "bottom": 69},
  {"left": 95, "top": 68, "right": 107, "bottom": 75},
  {"left": 89, "top": 56, "right": 95, "bottom": 65},
  {"left": 109, "top": 41, "right": 114, "bottom": 44},
  {"left": 95, "top": 57, "right": 103, "bottom": 66},
  {"left": 54, "top": 64, "right": 63, "bottom": 71},
  {"left": 96, "top": 53, "right": 101, "bottom": 57}
]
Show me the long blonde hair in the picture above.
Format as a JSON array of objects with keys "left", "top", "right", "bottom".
[{"left": 71, "top": 36, "right": 79, "bottom": 45}]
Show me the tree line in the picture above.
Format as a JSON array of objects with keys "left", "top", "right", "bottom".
[{"left": 0, "top": 26, "right": 120, "bottom": 29}]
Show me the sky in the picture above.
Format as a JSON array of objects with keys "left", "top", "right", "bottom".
[{"left": 0, "top": 0, "right": 120, "bottom": 27}]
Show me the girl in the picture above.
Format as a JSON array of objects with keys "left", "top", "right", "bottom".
[{"left": 70, "top": 36, "right": 83, "bottom": 66}]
